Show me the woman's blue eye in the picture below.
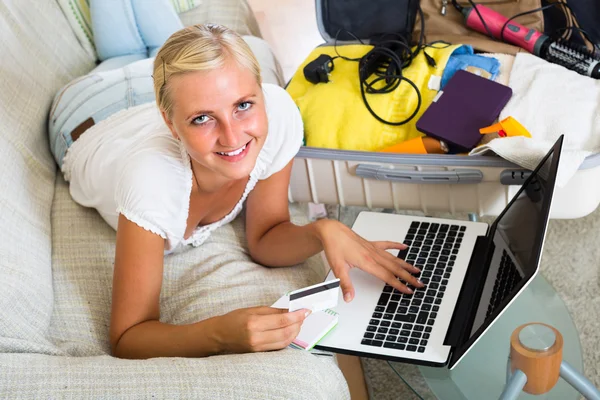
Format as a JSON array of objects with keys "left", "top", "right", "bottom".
[
  {"left": 238, "top": 102, "right": 252, "bottom": 111},
  {"left": 192, "top": 115, "right": 209, "bottom": 125}
]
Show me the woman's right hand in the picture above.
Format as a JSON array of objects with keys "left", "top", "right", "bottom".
[{"left": 214, "top": 307, "right": 310, "bottom": 353}]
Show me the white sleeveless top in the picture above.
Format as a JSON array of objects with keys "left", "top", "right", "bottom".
[{"left": 62, "top": 84, "right": 303, "bottom": 253}]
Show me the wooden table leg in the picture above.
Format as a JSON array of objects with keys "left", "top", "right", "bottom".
[{"left": 337, "top": 354, "right": 369, "bottom": 400}]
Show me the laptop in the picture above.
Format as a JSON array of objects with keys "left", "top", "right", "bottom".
[
  {"left": 315, "top": 135, "right": 563, "bottom": 369},
  {"left": 416, "top": 70, "right": 513, "bottom": 153}
]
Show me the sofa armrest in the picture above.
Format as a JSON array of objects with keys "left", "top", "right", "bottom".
[{"left": 0, "top": 350, "right": 349, "bottom": 399}]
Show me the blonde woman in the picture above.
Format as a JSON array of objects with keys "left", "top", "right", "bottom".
[{"left": 48, "top": 0, "right": 423, "bottom": 359}]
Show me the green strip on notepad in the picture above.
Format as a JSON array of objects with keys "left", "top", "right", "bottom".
[{"left": 291, "top": 309, "right": 339, "bottom": 350}]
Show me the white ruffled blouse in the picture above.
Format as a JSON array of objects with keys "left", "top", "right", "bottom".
[{"left": 62, "top": 83, "right": 303, "bottom": 253}]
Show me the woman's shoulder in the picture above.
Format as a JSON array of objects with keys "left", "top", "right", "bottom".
[
  {"left": 103, "top": 104, "right": 187, "bottom": 184},
  {"left": 262, "top": 83, "right": 302, "bottom": 116},
  {"left": 115, "top": 136, "right": 191, "bottom": 251},
  {"left": 117, "top": 114, "right": 191, "bottom": 197},
  {"left": 255, "top": 84, "right": 304, "bottom": 180},
  {"left": 262, "top": 82, "right": 292, "bottom": 101}
]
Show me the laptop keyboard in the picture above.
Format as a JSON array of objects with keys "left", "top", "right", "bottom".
[
  {"left": 361, "top": 221, "right": 465, "bottom": 353},
  {"left": 486, "top": 250, "right": 520, "bottom": 318}
]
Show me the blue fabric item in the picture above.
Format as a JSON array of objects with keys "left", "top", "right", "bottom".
[
  {"left": 90, "top": 0, "right": 183, "bottom": 61},
  {"left": 440, "top": 45, "right": 501, "bottom": 89}
]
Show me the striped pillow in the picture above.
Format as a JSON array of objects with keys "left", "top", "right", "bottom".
[{"left": 56, "top": 0, "right": 202, "bottom": 57}]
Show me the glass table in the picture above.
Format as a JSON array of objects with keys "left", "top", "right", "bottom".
[{"left": 389, "top": 273, "right": 584, "bottom": 400}]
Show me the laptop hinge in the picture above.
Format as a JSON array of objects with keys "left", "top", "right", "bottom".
[{"left": 444, "top": 236, "right": 495, "bottom": 347}]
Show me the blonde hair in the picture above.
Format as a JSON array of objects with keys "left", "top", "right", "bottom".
[{"left": 153, "top": 24, "right": 262, "bottom": 117}]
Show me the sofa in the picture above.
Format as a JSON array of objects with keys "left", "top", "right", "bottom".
[{"left": 0, "top": 1, "right": 350, "bottom": 398}]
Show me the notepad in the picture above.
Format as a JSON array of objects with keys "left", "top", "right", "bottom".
[
  {"left": 271, "top": 281, "right": 340, "bottom": 351},
  {"left": 289, "top": 309, "right": 339, "bottom": 351}
]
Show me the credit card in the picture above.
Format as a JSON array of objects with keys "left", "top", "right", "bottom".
[{"left": 288, "top": 278, "right": 340, "bottom": 312}]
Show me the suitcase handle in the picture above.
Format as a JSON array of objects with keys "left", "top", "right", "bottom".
[
  {"left": 355, "top": 164, "right": 483, "bottom": 184},
  {"left": 500, "top": 169, "right": 532, "bottom": 185}
]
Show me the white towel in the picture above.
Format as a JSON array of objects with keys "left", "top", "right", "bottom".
[{"left": 470, "top": 53, "right": 600, "bottom": 187}]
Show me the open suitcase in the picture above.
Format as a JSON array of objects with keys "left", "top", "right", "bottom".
[{"left": 288, "top": 0, "right": 600, "bottom": 219}]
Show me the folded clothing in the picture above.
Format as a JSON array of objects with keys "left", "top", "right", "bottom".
[
  {"left": 470, "top": 53, "right": 600, "bottom": 187},
  {"left": 286, "top": 44, "right": 462, "bottom": 152}
]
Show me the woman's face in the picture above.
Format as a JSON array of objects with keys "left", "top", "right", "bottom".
[{"left": 162, "top": 59, "right": 267, "bottom": 184}]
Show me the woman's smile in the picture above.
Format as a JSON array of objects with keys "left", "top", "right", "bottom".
[{"left": 214, "top": 139, "right": 252, "bottom": 162}]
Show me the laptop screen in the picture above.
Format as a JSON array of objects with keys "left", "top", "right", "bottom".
[{"left": 449, "top": 136, "right": 563, "bottom": 368}]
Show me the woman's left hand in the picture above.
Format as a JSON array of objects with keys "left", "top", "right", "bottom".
[{"left": 315, "top": 219, "right": 425, "bottom": 302}]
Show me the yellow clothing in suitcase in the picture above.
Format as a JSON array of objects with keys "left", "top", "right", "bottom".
[{"left": 286, "top": 44, "right": 461, "bottom": 152}]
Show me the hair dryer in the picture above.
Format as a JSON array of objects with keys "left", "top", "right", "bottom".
[{"left": 461, "top": 4, "right": 600, "bottom": 79}]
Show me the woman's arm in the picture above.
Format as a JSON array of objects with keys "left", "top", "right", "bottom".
[
  {"left": 111, "top": 214, "right": 219, "bottom": 358},
  {"left": 111, "top": 214, "right": 308, "bottom": 359},
  {"left": 245, "top": 161, "right": 425, "bottom": 302},
  {"left": 244, "top": 161, "right": 325, "bottom": 266}
]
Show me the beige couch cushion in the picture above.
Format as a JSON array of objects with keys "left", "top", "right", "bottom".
[
  {"left": 0, "top": 0, "right": 94, "bottom": 352},
  {"left": 47, "top": 178, "right": 329, "bottom": 356},
  {"left": 0, "top": 351, "right": 348, "bottom": 399},
  {"left": 35, "top": 177, "right": 349, "bottom": 399}
]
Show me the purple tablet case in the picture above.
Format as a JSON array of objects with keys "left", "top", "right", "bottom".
[{"left": 416, "top": 69, "right": 513, "bottom": 153}]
